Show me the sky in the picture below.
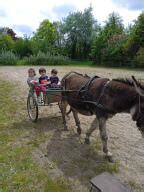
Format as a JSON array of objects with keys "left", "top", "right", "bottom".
[{"left": 0, "top": 0, "right": 143, "bottom": 37}]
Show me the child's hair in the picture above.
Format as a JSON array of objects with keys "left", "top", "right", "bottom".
[
  {"left": 39, "top": 67, "right": 46, "bottom": 74},
  {"left": 28, "top": 68, "right": 36, "bottom": 76},
  {"left": 51, "top": 69, "right": 58, "bottom": 75}
]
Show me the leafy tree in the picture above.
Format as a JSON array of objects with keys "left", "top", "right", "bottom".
[
  {"left": 0, "top": 27, "right": 17, "bottom": 40},
  {"left": 14, "top": 37, "right": 33, "bottom": 57},
  {"left": 62, "top": 7, "right": 97, "bottom": 59},
  {"left": 125, "top": 12, "right": 144, "bottom": 56},
  {"left": 132, "top": 12, "right": 144, "bottom": 47},
  {"left": 0, "top": 35, "right": 15, "bottom": 52},
  {"left": 135, "top": 47, "right": 144, "bottom": 67},
  {"left": 91, "top": 12, "right": 125, "bottom": 66},
  {"left": 90, "top": 28, "right": 106, "bottom": 64},
  {"left": 123, "top": 12, "right": 144, "bottom": 67},
  {"left": 32, "top": 19, "right": 57, "bottom": 54},
  {"left": 103, "top": 12, "right": 124, "bottom": 39},
  {"left": 102, "top": 34, "right": 126, "bottom": 66},
  {"left": 52, "top": 21, "right": 66, "bottom": 55}
]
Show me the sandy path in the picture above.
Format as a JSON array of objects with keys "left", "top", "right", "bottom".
[{"left": 0, "top": 66, "right": 144, "bottom": 191}]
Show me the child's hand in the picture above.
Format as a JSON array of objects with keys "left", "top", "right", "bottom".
[
  {"left": 30, "top": 80, "right": 38, "bottom": 85},
  {"left": 41, "top": 80, "right": 49, "bottom": 85}
]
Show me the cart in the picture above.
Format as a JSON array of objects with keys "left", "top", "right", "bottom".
[{"left": 27, "top": 85, "right": 64, "bottom": 122}]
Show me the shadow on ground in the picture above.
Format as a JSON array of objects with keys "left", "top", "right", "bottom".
[{"left": 11, "top": 114, "right": 118, "bottom": 191}]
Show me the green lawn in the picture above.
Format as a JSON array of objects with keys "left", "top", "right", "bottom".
[
  {"left": 0, "top": 78, "right": 120, "bottom": 192},
  {"left": 0, "top": 80, "right": 70, "bottom": 192}
]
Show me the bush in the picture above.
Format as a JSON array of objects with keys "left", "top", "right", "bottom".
[
  {"left": 135, "top": 47, "right": 144, "bottom": 68},
  {"left": 18, "top": 51, "right": 70, "bottom": 65},
  {"left": 0, "top": 51, "right": 19, "bottom": 65}
]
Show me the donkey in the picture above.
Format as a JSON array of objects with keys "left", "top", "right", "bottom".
[{"left": 60, "top": 72, "right": 144, "bottom": 162}]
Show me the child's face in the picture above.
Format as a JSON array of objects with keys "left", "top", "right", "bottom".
[
  {"left": 28, "top": 70, "right": 35, "bottom": 77},
  {"left": 40, "top": 71, "right": 46, "bottom": 77},
  {"left": 51, "top": 72, "right": 57, "bottom": 76}
]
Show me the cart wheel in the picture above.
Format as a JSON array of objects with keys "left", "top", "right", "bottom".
[{"left": 27, "top": 94, "right": 38, "bottom": 122}]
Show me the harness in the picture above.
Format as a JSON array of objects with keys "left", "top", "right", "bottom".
[
  {"left": 72, "top": 74, "right": 114, "bottom": 113},
  {"left": 78, "top": 76, "right": 99, "bottom": 98},
  {"left": 62, "top": 72, "right": 115, "bottom": 114},
  {"left": 78, "top": 78, "right": 114, "bottom": 114}
]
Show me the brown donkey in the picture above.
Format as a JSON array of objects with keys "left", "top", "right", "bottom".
[{"left": 60, "top": 72, "right": 144, "bottom": 162}]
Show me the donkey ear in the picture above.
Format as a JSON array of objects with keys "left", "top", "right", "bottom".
[
  {"left": 132, "top": 76, "right": 139, "bottom": 86},
  {"left": 132, "top": 76, "right": 144, "bottom": 96}
]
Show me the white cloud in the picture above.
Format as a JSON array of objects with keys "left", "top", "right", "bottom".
[
  {"left": 112, "top": 0, "right": 144, "bottom": 10},
  {"left": 0, "top": 0, "right": 142, "bottom": 36}
]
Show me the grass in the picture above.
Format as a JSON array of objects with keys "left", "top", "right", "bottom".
[
  {"left": 1, "top": 72, "right": 143, "bottom": 192},
  {"left": 128, "top": 180, "right": 144, "bottom": 192},
  {"left": 68, "top": 60, "right": 92, "bottom": 66},
  {"left": 0, "top": 80, "right": 70, "bottom": 192}
]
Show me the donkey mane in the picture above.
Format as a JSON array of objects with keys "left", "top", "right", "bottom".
[{"left": 112, "top": 78, "right": 144, "bottom": 89}]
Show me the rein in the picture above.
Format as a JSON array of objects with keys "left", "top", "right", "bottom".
[{"left": 138, "top": 95, "right": 141, "bottom": 113}]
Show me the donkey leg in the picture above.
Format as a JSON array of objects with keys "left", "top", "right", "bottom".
[
  {"left": 72, "top": 109, "right": 81, "bottom": 135},
  {"left": 98, "top": 118, "right": 113, "bottom": 162},
  {"left": 59, "top": 100, "right": 68, "bottom": 131},
  {"left": 85, "top": 117, "right": 98, "bottom": 144}
]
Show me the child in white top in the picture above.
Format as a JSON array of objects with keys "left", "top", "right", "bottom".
[{"left": 27, "top": 68, "right": 45, "bottom": 104}]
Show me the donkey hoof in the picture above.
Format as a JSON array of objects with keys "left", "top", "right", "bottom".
[
  {"left": 106, "top": 155, "right": 114, "bottom": 163},
  {"left": 85, "top": 138, "right": 90, "bottom": 144},
  {"left": 63, "top": 126, "right": 68, "bottom": 131},
  {"left": 64, "top": 128, "right": 68, "bottom": 131}
]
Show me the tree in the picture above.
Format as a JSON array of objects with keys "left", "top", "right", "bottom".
[
  {"left": 32, "top": 19, "right": 57, "bottom": 53},
  {"left": 62, "top": 7, "right": 97, "bottom": 59},
  {"left": 91, "top": 12, "right": 125, "bottom": 66},
  {"left": 14, "top": 37, "right": 33, "bottom": 57},
  {"left": 0, "top": 34, "right": 15, "bottom": 52},
  {"left": 132, "top": 12, "right": 144, "bottom": 47},
  {"left": 52, "top": 21, "right": 66, "bottom": 55},
  {"left": 0, "top": 27, "right": 17, "bottom": 40},
  {"left": 135, "top": 47, "right": 144, "bottom": 67},
  {"left": 125, "top": 12, "right": 144, "bottom": 56},
  {"left": 103, "top": 12, "right": 124, "bottom": 39}
]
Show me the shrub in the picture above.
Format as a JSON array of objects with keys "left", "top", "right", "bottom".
[
  {"left": 0, "top": 51, "right": 19, "bottom": 65},
  {"left": 19, "top": 51, "right": 70, "bottom": 65},
  {"left": 135, "top": 47, "right": 144, "bottom": 68}
]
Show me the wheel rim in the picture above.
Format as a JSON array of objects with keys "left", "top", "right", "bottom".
[{"left": 27, "top": 95, "right": 38, "bottom": 121}]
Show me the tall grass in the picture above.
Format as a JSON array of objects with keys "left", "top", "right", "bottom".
[
  {"left": 17, "top": 51, "right": 70, "bottom": 65},
  {"left": 0, "top": 51, "right": 19, "bottom": 65},
  {"left": 0, "top": 51, "right": 70, "bottom": 66}
]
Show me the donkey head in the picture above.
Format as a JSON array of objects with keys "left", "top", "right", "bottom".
[{"left": 131, "top": 76, "right": 144, "bottom": 137}]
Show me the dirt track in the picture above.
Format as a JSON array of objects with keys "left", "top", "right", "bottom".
[{"left": 0, "top": 66, "right": 144, "bottom": 191}]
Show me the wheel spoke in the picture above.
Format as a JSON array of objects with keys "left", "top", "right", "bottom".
[{"left": 27, "top": 94, "right": 38, "bottom": 122}]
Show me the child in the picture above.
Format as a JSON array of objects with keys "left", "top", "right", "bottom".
[
  {"left": 39, "top": 67, "right": 50, "bottom": 103},
  {"left": 49, "top": 69, "right": 60, "bottom": 88},
  {"left": 39, "top": 67, "right": 49, "bottom": 85},
  {"left": 27, "top": 68, "right": 45, "bottom": 104},
  {"left": 27, "top": 68, "right": 39, "bottom": 87}
]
